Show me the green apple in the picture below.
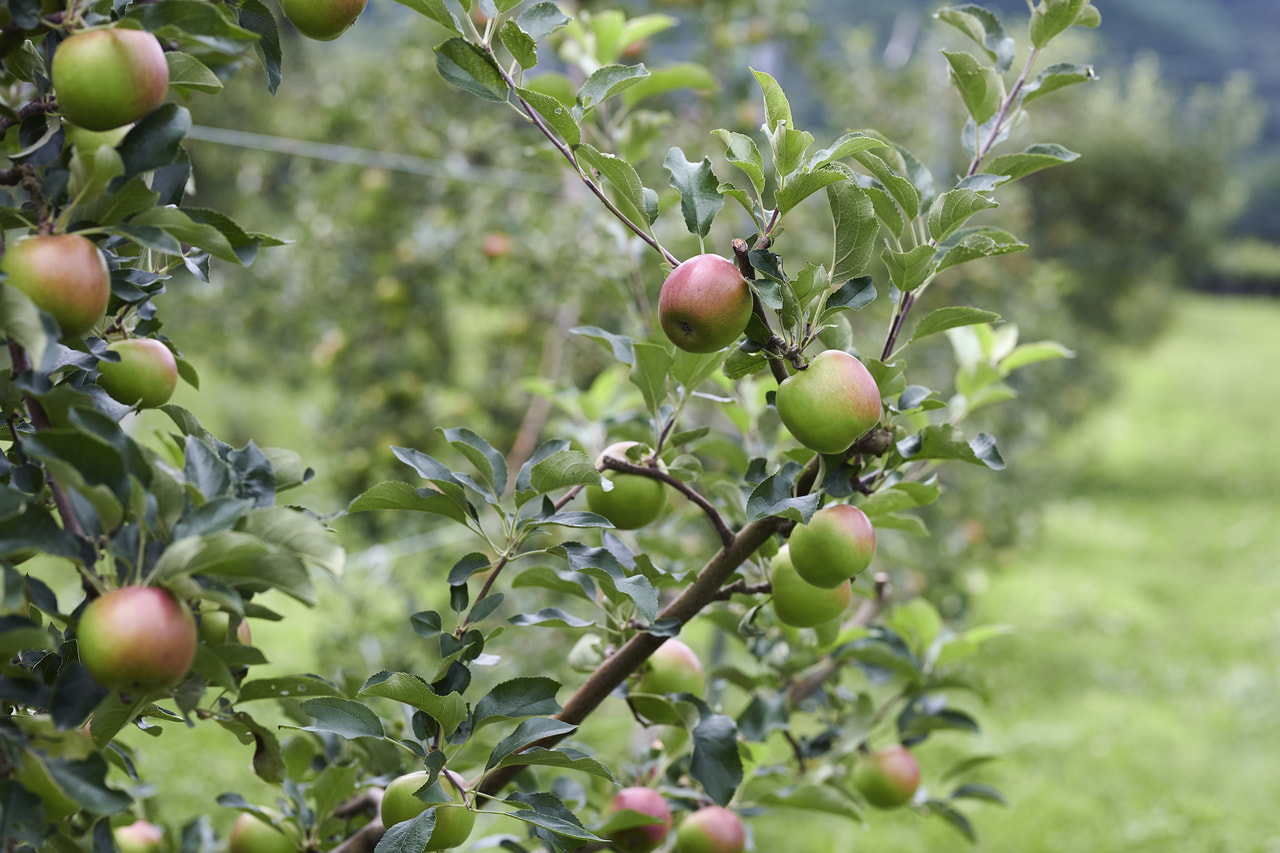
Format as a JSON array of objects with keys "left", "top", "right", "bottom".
[
  {"left": 114, "top": 820, "right": 166, "bottom": 853},
  {"left": 674, "top": 806, "right": 745, "bottom": 853},
  {"left": 631, "top": 638, "right": 705, "bottom": 725},
  {"left": 198, "top": 610, "right": 251, "bottom": 645},
  {"left": 52, "top": 28, "right": 169, "bottom": 132},
  {"left": 603, "top": 787, "right": 672, "bottom": 853},
  {"left": 658, "top": 254, "right": 753, "bottom": 353},
  {"left": 775, "top": 350, "right": 881, "bottom": 454},
  {"left": 280, "top": 0, "right": 369, "bottom": 41},
  {"left": 1, "top": 233, "right": 110, "bottom": 338},
  {"left": 769, "top": 544, "right": 851, "bottom": 628},
  {"left": 584, "top": 442, "right": 667, "bottom": 530},
  {"left": 228, "top": 813, "right": 295, "bottom": 853},
  {"left": 852, "top": 745, "right": 920, "bottom": 809},
  {"left": 380, "top": 772, "right": 476, "bottom": 852},
  {"left": 788, "top": 504, "right": 876, "bottom": 588},
  {"left": 97, "top": 338, "right": 179, "bottom": 409},
  {"left": 77, "top": 586, "right": 197, "bottom": 691},
  {"left": 64, "top": 122, "right": 132, "bottom": 151}
]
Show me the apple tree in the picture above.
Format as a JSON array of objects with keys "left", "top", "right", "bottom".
[{"left": 0, "top": 0, "right": 1103, "bottom": 851}]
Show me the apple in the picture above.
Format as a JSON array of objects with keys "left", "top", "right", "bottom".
[
  {"left": 52, "top": 28, "right": 169, "bottom": 132},
  {"left": 769, "top": 544, "right": 851, "bottom": 628},
  {"left": 852, "top": 745, "right": 921, "bottom": 809},
  {"left": 280, "top": 0, "right": 368, "bottom": 41},
  {"left": 64, "top": 122, "right": 132, "bottom": 151},
  {"left": 674, "top": 806, "right": 746, "bottom": 853},
  {"left": 77, "top": 587, "right": 197, "bottom": 691},
  {"left": 114, "top": 820, "right": 166, "bottom": 853},
  {"left": 775, "top": 350, "right": 881, "bottom": 454},
  {"left": 481, "top": 232, "right": 511, "bottom": 258},
  {"left": 198, "top": 610, "right": 252, "bottom": 645},
  {"left": 1, "top": 233, "right": 110, "bottom": 338},
  {"left": 584, "top": 442, "right": 667, "bottom": 530},
  {"left": 631, "top": 638, "right": 705, "bottom": 724},
  {"left": 228, "top": 813, "right": 294, "bottom": 853},
  {"left": 380, "top": 772, "right": 476, "bottom": 852},
  {"left": 604, "top": 787, "right": 673, "bottom": 852},
  {"left": 658, "top": 254, "right": 753, "bottom": 353},
  {"left": 787, "top": 504, "right": 876, "bottom": 588},
  {"left": 97, "top": 338, "right": 179, "bottom": 409}
]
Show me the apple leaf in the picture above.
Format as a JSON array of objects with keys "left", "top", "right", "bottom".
[
  {"left": 925, "top": 799, "right": 977, "bottom": 841},
  {"left": 664, "top": 147, "right": 724, "bottom": 238},
  {"left": 358, "top": 671, "right": 469, "bottom": 735},
  {"left": 1020, "top": 62, "right": 1098, "bottom": 106},
  {"left": 828, "top": 178, "right": 879, "bottom": 284},
  {"left": 499, "top": 20, "right": 537, "bottom": 69},
  {"left": 935, "top": 4, "right": 1015, "bottom": 72},
  {"left": 43, "top": 754, "right": 133, "bottom": 814},
  {"left": 527, "top": 448, "right": 602, "bottom": 495},
  {"left": 505, "top": 791, "right": 603, "bottom": 843},
  {"left": 435, "top": 38, "right": 507, "bottom": 102},
  {"left": 630, "top": 342, "right": 672, "bottom": 419},
  {"left": 489, "top": 746, "right": 616, "bottom": 782},
  {"left": 112, "top": 104, "right": 191, "bottom": 189},
  {"left": 487, "top": 718, "right": 579, "bottom": 769},
  {"left": 745, "top": 475, "right": 821, "bottom": 524},
  {"left": 508, "top": 607, "right": 595, "bottom": 628},
  {"left": 852, "top": 151, "right": 920, "bottom": 220},
  {"left": 712, "top": 129, "right": 766, "bottom": 197},
  {"left": 518, "top": 2, "right": 571, "bottom": 42},
  {"left": 928, "top": 188, "right": 999, "bottom": 243},
  {"left": 440, "top": 427, "right": 508, "bottom": 500},
  {"left": 553, "top": 542, "right": 658, "bottom": 621},
  {"left": 517, "top": 86, "right": 581, "bottom": 147},
  {"left": 753, "top": 781, "right": 865, "bottom": 822},
  {"left": 909, "top": 306, "right": 1002, "bottom": 345},
  {"left": 577, "top": 63, "right": 650, "bottom": 114},
  {"left": 776, "top": 164, "right": 846, "bottom": 216},
  {"left": 934, "top": 227, "right": 1027, "bottom": 275},
  {"left": 575, "top": 143, "right": 653, "bottom": 228},
  {"left": 473, "top": 677, "right": 562, "bottom": 732},
  {"left": 981, "top": 143, "right": 1080, "bottom": 184},
  {"left": 897, "top": 425, "right": 1005, "bottom": 470},
  {"left": 942, "top": 50, "right": 1005, "bottom": 126},
  {"left": 624, "top": 62, "right": 717, "bottom": 106},
  {"left": 298, "top": 697, "right": 385, "bottom": 740},
  {"left": 237, "top": 675, "right": 344, "bottom": 703},
  {"left": 378, "top": 809, "right": 438, "bottom": 853},
  {"left": 1030, "top": 0, "right": 1086, "bottom": 48},
  {"left": 237, "top": 0, "right": 282, "bottom": 92},
  {"left": 882, "top": 245, "right": 936, "bottom": 293},
  {"left": 165, "top": 52, "right": 222, "bottom": 93},
  {"left": 691, "top": 712, "right": 745, "bottom": 806}
]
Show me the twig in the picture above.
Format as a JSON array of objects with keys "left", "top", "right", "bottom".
[
  {"left": 711, "top": 579, "right": 770, "bottom": 602},
  {"left": 600, "top": 456, "right": 734, "bottom": 548}
]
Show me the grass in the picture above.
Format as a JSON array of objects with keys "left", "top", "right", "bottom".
[{"left": 796, "top": 294, "right": 1280, "bottom": 851}]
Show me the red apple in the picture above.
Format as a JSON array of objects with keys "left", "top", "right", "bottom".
[
  {"left": 380, "top": 772, "right": 476, "bottom": 852},
  {"left": 77, "top": 587, "right": 197, "bottom": 691},
  {"left": 631, "top": 638, "right": 706, "bottom": 725},
  {"left": 114, "top": 820, "right": 166, "bottom": 853},
  {"left": 228, "top": 813, "right": 294, "bottom": 853},
  {"left": 604, "top": 787, "right": 673, "bottom": 852},
  {"left": 674, "top": 806, "right": 745, "bottom": 853},
  {"left": 97, "top": 338, "right": 178, "bottom": 409},
  {"left": 658, "top": 254, "right": 753, "bottom": 353},
  {"left": 1, "top": 233, "right": 110, "bottom": 338},
  {"left": 280, "top": 0, "right": 368, "bottom": 41},
  {"left": 52, "top": 28, "right": 169, "bottom": 132},
  {"left": 585, "top": 442, "right": 667, "bottom": 530},
  {"left": 852, "top": 745, "right": 920, "bottom": 809},
  {"left": 788, "top": 504, "right": 876, "bottom": 588},
  {"left": 775, "top": 350, "right": 881, "bottom": 454},
  {"left": 769, "top": 544, "right": 851, "bottom": 628}
]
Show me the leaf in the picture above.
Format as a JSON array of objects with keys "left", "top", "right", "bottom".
[
  {"left": 950, "top": 783, "right": 1008, "bottom": 806},
  {"left": 489, "top": 747, "right": 616, "bottom": 781},
  {"left": 237, "top": 0, "right": 282, "bottom": 93},
  {"left": 775, "top": 165, "right": 846, "bottom": 216},
  {"left": 981, "top": 143, "right": 1080, "bottom": 184},
  {"left": 377, "top": 809, "right": 438, "bottom": 853},
  {"left": 298, "top": 697, "right": 384, "bottom": 740},
  {"left": 852, "top": 151, "right": 920, "bottom": 220},
  {"left": 112, "top": 104, "right": 191, "bottom": 189},
  {"left": 664, "top": 147, "right": 724, "bottom": 238},
  {"left": 712, "top": 129, "right": 765, "bottom": 197},
  {"left": 237, "top": 675, "right": 344, "bottom": 703},
  {"left": 910, "top": 307, "right": 1002, "bottom": 344},
  {"left": 999, "top": 340, "right": 1074, "bottom": 372},
  {"left": 528, "top": 449, "right": 602, "bottom": 494},
  {"left": 821, "top": 276, "right": 876, "bottom": 320},
  {"left": 691, "top": 713, "right": 744, "bottom": 806},
  {"left": 623, "top": 62, "right": 717, "bottom": 107},
  {"left": 926, "top": 799, "right": 976, "bottom": 841},
  {"left": 859, "top": 481, "right": 942, "bottom": 517},
  {"left": 358, "top": 671, "right": 468, "bottom": 735},
  {"left": 508, "top": 608, "right": 594, "bottom": 628},
  {"left": 827, "top": 182, "right": 878, "bottom": 282},
  {"left": 1020, "top": 62, "right": 1098, "bottom": 106},
  {"left": 346, "top": 481, "right": 470, "bottom": 524},
  {"left": 435, "top": 38, "right": 508, "bottom": 102},
  {"left": 388, "top": 0, "right": 460, "bottom": 31},
  {"left": 473, "top": 677, "right": 562, "bottom": 732},
  {"left": 576, "top": 143, "right": 652, "bottom": 228},
  {"left": 629, "top": 342, "right": 672, "bottom": 418},
  {"left": 745, "top": 475, "right": 821, "bottom": 524},
  {"left": 577, "top": 63, "right": 650, "bottom": 113},
  {"left": 499, "top": 21, "right": 538, "bottom": 69},
  {"left": 882, "top": 245, "right": 936, "bottom": 293},
  {"left": 518, "top": 2, "right": 570, "bottom": 41},
  {"left": 750, "top": 68, "right": 792, "bottom": 131},
  {"left": 555, "top": 542, "right": 658, "bottom": 622},
  {"left": 935, "top": 4, "right": 1015, "bottom": 71},
  {"left": 896, "top": 425, "right": 1005, "bottom": 470},
  {"left": 517, "top": 86, "right": 581, "bottom": 147},
  {"left": 928, "top": 188, "right": 998, "bottom": 243},
  {"left": 487, "top": 718, "right": 578, "bottom": 768},
  {"left": 505, "top": 791, "right": 602, "bottom": 843},
  {"left": 441, "top": 427, "right": 508, "bottom": 499},
  {"left": 942, "top": 49, "right": 1005, "bottom": 125},
  {"left": 933, "top": 227, "right": 1027, "bottom": 275},
  {"left": 1029, "top": 0, "right": 1086, "bottom": 49},
  {"left": 165, "top": 52, "right": 223, "bottom": 93},
  {"left": 809, "top": 131, "right": 887, "bottom": 169}
]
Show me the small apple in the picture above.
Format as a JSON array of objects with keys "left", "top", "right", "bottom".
[
  {"left": 114, "top": 819, "right": 166, "bottom": 853},
  {"left": 97, "top": 338, "right": 179, "bottom": 409},
  {"left": 584, "top": 442, "right": 667, "bottom": 530},
  {"left": 788, "top": 504, "right": 876, "bottom": 588},
  {"left": 775, "top": 350, "right": 881, "bottom": 454},
  {"left": 198, "top": 610, "right": 251, "bottom": 645},
  {"left": 769, "top": 544, "right": 851, "bottom": 628},
  {"left": 658, "top": 254, "right": 753, "bottom": 353},
  {"left": 674, "top": 806, "right": 746, "bottom": 853},
  {"left": 853, "top": 745, "right": 920, "bottom": 808},
  {"left": 380, "top": 772, "right": 476, "bottom": 852},
  {"left": 604, "top": 787, "right": 673, "bottom": 852},
  {"left": 481, "top": 232, "right": 511, "bottom": 258},
  {"left": 1, "top": 233, "right": 110, "bottom": 338},
  {"left": 280, "top": 0, "right": 368, "bottom": 41},
  {"left": 228, "top": 813, "right": 294, "bottom": 853},
  {"left": 77, "top": 586, "right": 197, "bottom": 691},
  {"left": 52, "top": 28, "right": 169, "bottom": 132},
  {"left": 631, "top": 638, "right": 705, "bottom": 725}
]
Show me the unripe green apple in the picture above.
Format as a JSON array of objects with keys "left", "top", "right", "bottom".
[
  {"left": 280, "top": 0, "right": 369, "bottom": 41},
  {"left": 52, "top": 28, "right": 169, "bottom": 132},
  {"left": 775, "top": 350, "right": 881, "bottom": 454},
  {"left": 658, "top": 254, "right": 753, "bottom": 353},
  {"left": 674, "top": 806, "right": 746, "bottom": 853},
  {"left": 77, "top": 586, "right": 197, "bottom": 691},
  {"left": 114, "top": 819, "right": 166, "bottom": 853},
  {"left": 769, "top": 544, "right": 851, "bottom": 628},
  {"left": 198, "top": 610, "right": 251, "bottom": 645},
  {"left": 97, "top": 338, "right": 179, "bottom": 409},
  {"left": 380, "top": 772, "right": 476, "bottom": 852},
  {"left": 1, "top": 233, "right": 110, "bottom": 338},
  {"left": 604, "top": 787, "right": 673, "bottom": 852},
  {"left": 852, "top": 745, "right": 921, "bottom": 809},
  {"left": 788, "top": 504, "right": 876, "bottom": 588},
  {"left": 584, "top": 442, "right": 667, "bottom": 530},
  {"left": 228, "top": 813, "right": 295, "bottom": 853},
  {"left": 631, "top": 638, "right": 706, "bottom": 725}
]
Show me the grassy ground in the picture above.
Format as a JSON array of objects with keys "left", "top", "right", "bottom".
[{"left": 809, "top": 294, "right": 1280, "bottom": 851}]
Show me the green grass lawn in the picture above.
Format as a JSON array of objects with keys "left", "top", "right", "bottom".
[{"left": 812, "top": 294, "right": 1280, "bottom": 851}]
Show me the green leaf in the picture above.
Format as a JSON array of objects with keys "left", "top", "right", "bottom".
[
  {"left": 910, "top": 307, "right": 1002, "bottom": 344},
  {"left": 776, "top": 165, "right": 846, "bottom": 217},
  {"left": 128, "top": 206, "right": 241, "bottom": 264},
  {"left": 441, "top": 427, "right": 508, "bottom": 499},
  {"left": 490, "top": 746, "right": 616, "bottom": 781},
  {"left": 809, "top": 132, "right": 888, "bottom": 170},
  {"left": 237, "top": 675, "right": 344, "bottom": 703},
  {"left": 859, "top": 481, "right": 942, "bottom": 517},
  {"left": 934, "top": 624, "right": 1013, "bottom": 668},
  {"left": 928, "top": 188, "right": 998, "bottom": 243},
  {"left": 935, "top": 4, "right": 1015, "bottom": 72},
  {"left": 517, "top": 86, "right": 581, "bottom": 147},
  {"left": 882, "top": 244, "right": 936, "bottom": 293},
  {"left": 1000, "top": 340, "right": 1074, "bottom": 372},
  {"left": 821, "top": 276, "right": 877, "bottom": 324},
  {"left": 346, "top": 481, "right": 470, "bottom": 523},
  {"left": 577, "top": 64, "right": 650, "bottom": 113},
  {"left": 555, "top": 542, "right": 658, "bottom": 621},
  {"left": 752, "top": 781, "right": 864, "bottom": 822},
  {"left": 237, "top": 0, "right": 282, "bottom": 93},
  {"left": 751, "top": 68, "right": 793, "bottom": 131},
  {"left": 771, "top": 126, "right": 815, "bottom": 182},
  {"left": 165, "top": 52, "right": 223, "bottom": 93},
  {"left": 897, "top": 425, "right": 1005, "bottom": 470},
  {"left": 981, "top": 143, "right": 1080, "bottom": 184},
  {"left": 941, "top": 49, "right": 1005, "bottom": 125},
  {"left": 238, "top": 506, "right": 343, "bottom": 576},
  {"left": 852, "top": 151, "right": 920, "bottom": 220},
  {"left": 505, "top": 791, "right": 602, "bottom": 843},
  {"left": 926, "top": 799, "right": 977, "bottom": 841},
  {"left": 664, "top": 147, "right": 724, "bottom": 238},
  {"left": 630, "top": 342, "right": 672, "bottom": 418},
  {"left": 500, "top": 21, "right": 538, "bottom": 69},
  {"left": 934, "top": 227, "right": 1027, "bottom": 275},
  {"left": 951, "top": 783, "right": 1009, "bottom": 806},
  {"left": 827, "top": 181, "right": 878, "bottom": 281},
  {"left": 712, "top": 129, "right": 765, "bottom": 197},
  {"left": 435, "top": 38, "right": 508, "bottom": 102},
  {"left": 358, "top": 671, "right": 468, "bottom": 735},
  {"left": 690, "top": 713, "right": 744, "bottom": 806},
  {"left": 473, "top": 677, "right": 562, "bottom": 732},
  {"left": 1020, "top": 62, "right": 1098, "bottom": 106},
  {"left": 517, "top": 2, "right": 571, "bottom": 42},
  {"left": 487, "top": 718, "right": 578, "bottom": 768},
  {"left": 570, "top": 325, "right": 635, "bottom": 364},
  {"left": 528, "top": 449, "right": 602, "bottom": 494},
  {"left": 387, "top": 0, "right": 460, "bottom": 30},
  {"left": 43, "top": 754, "right": 132, "bottom": 814},
  {"left": 298, "top": 697, "right": 384, "bottom": 740},
  {"left": 508, "top": 607, "right": 594, "bottom": 628},
  {"left": 1029, "top": 0, "right": 1086, "bottom": 49},
  {"left": 623, "top": 62, "right": 717, "bottom": 106},
  {"left": 863, "top": 185, "right": 905, "bottom": 240},
  {"left": 113, "top": 104, "right": 191, "bottom": 188},
  {"left": 746, "top": 475, "right": 821, "bottom": 524},
  {"left": 576, "top": 143, "right": 652, "bottom": 228}
]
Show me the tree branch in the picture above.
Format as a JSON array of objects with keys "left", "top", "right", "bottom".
[{"left": 600, "top": 457, "right": 734, "bottom": 549}]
